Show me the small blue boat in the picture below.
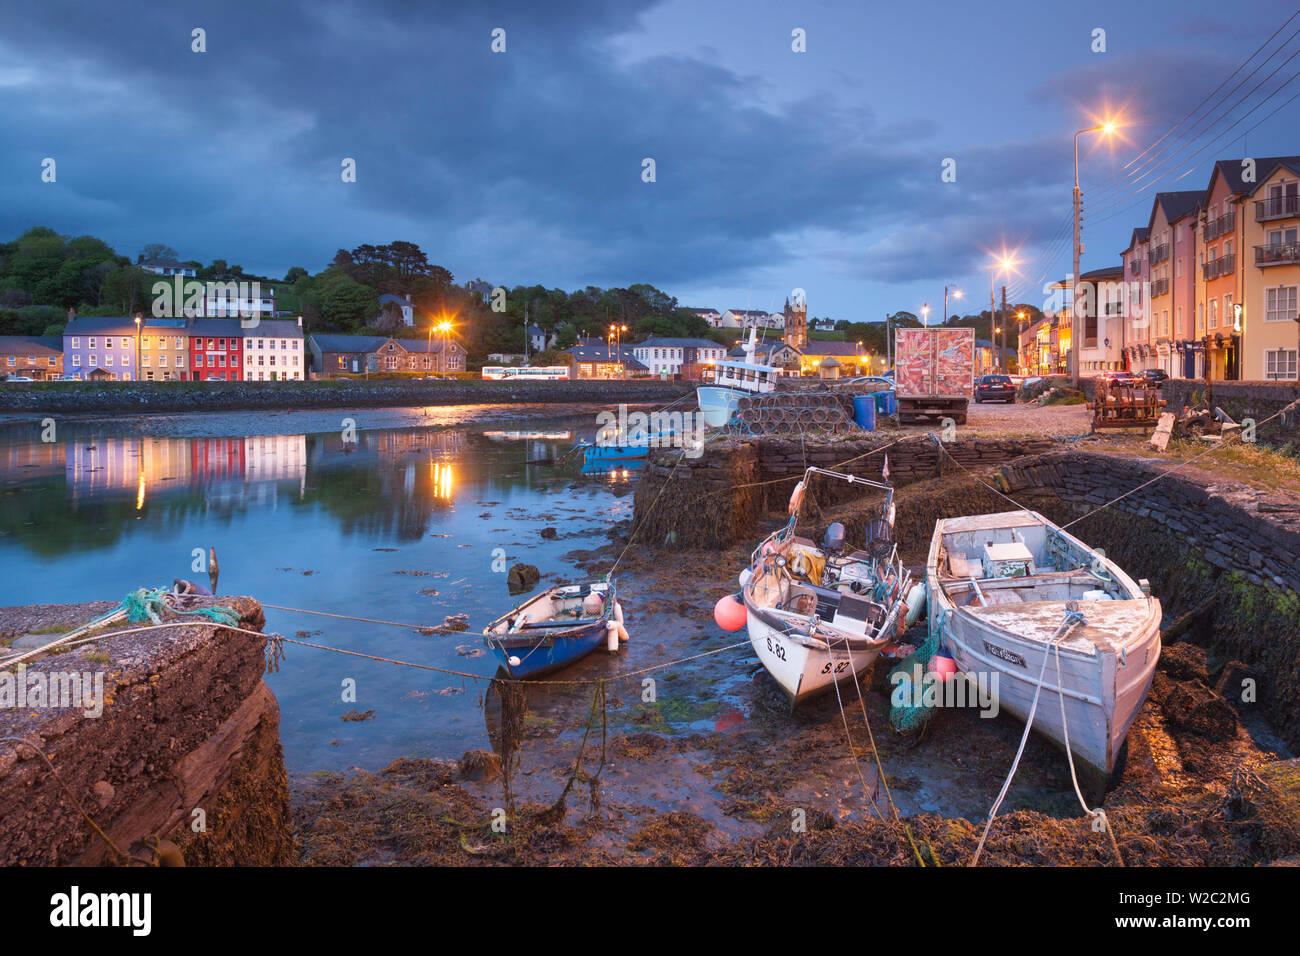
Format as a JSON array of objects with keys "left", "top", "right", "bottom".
[
  {"left": 574, "top": 430, "right": 676, "bottom": 468},
  {"left": 483, "top": 579, "right": 620, "bottom": 679}
]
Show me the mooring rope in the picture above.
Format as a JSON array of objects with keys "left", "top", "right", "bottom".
[{"left": 970, "top": 609, "right": 1085, "bottom": 867}]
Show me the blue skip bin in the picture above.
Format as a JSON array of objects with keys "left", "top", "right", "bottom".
[
  {"left": 852, "top": 394, "right": 877, "bottom": 431},
  {"left": 874, "top": 390, "right": 896, "bottom": 416}
]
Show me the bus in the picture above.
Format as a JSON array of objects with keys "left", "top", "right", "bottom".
[{"left": 480, "top": 366, "right": 571, "bottom": 381}]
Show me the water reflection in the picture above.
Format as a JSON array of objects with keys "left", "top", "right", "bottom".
[{"left": 0, "top": 416, "right": 634, "bottom": 772}]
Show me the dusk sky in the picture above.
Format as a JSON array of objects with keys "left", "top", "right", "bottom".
[{"left": 4, "top": 0, "right": 1300, "bottom": 321}]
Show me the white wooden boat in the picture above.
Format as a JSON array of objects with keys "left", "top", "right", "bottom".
[
  {"left": 742, "top": 467, "right": 911, "bottom": 704},
  {"left": 926, "top": 511, "right": 1161, "bottom": 778}
]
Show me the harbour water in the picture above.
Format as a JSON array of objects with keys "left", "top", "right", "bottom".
[{"left": 0, "top": 405, "right": 640, "bottom": 772}]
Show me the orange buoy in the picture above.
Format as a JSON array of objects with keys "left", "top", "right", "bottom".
[{"left": 714, "top": 594, "right": 747, "bottom": 631}]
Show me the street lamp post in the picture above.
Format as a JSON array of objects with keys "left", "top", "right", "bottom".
[
  {"left": 943, "top": 285, "right": 962, "bottom": 323},
  {"left": 134, "top": 313, "right": 142, "bottom": 382},
  {"left": 1073, "top": 120, "right": 1118, "bottom": 389}
]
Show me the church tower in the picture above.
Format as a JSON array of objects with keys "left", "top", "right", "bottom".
[{"left": 783, "top": 294, "right": 807, "bottom": 349}]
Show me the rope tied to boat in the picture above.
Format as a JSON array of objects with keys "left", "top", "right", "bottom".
[{"left": 970, "top": 608, "right": 1089, "bottom": 867}]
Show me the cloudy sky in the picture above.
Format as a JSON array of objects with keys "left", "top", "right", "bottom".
[{"left": 3, "top": 0, "right": 1300, "bottom": 321}]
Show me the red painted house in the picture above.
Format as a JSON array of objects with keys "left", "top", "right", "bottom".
[{"left": 189, "top": 319, "right": 245, "bottom": 382}]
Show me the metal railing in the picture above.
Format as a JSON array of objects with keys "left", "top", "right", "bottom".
[
  {"left": 1202, "top": 254, "right": 1235, "bottom": 280},
  {"left": 1204, "top": 212, "right": 1235, "bottom": 240},
  {"left": 1255, "top": 244, "right": 1300, "bottom": 266},
  {"left": 1256, "top": 195, "right": 1299, "bottom": 222}
]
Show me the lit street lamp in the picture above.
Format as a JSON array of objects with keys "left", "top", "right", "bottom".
[
  {"left": 989, "top": 255, "right": 1015, "bottom": 373},
  {"left": 134, "top": 313, "right": 142, "bottom": 382},
  {"left": 1072, "top": 118, "right": 1121, "bottom": 387},
  {"left": 943, "top": 285, "right": 962, "bottom": 323}
]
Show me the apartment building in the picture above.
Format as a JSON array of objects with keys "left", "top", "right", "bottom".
[{"left": 1106, "top": 154, "right": 1300, "bottom": 381}]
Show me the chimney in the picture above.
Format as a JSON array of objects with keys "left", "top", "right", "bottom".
[
  {"left": 67, "top": 308, "right": 76, "bottom": 323},
  {"left": 297, "top": 314, "right": 303, "bottom": 328}
]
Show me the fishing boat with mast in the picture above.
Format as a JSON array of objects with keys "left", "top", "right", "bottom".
[
  {"left": 696, "top": 325, "right": 781, "bottom": 427},
  {"left": 720, "top": 465, "right": 919, "bottom": 704},
  {"left": 925, "top": 511, "right": 1161, "bottom": 779}
]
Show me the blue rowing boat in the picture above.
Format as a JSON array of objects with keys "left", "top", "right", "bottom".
[{"left": 483, "top": 579, "right": 621, "bottom": 679}]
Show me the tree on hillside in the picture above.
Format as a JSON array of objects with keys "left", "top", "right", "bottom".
[{"left": 137, "top": 243, "right": 178, "bottom": 263}]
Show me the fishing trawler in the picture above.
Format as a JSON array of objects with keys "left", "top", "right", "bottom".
[{"left": 696, "top": 326, "right": 780, "bottom": 427}]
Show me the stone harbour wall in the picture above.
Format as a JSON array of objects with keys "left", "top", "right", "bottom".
[
  {"left": 0, "top": 378, "right": 695, "bottom": 415},
  {"left": 0, "top": 596, "right": 294, "bottom": 866}
]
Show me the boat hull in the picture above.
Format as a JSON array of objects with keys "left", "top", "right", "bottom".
[
  {"left": 488, "top": 621, "right": 609, "bottom": 679},
  {"left": 582, "top": 443, "right": 649, "bottom": 464},
  {"left": 926, "top": 512, "right": 1161, "bottom": 778},
  {"left": 696, "top": 386, "right": 747, "bottom": 427},
  {"left": 745, "top": 610, "right": 883, "bottom": 705}
]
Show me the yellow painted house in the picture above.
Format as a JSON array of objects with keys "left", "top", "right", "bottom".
[{"left": 1241, "top": 160, "right": 1300, "bottom": 380}]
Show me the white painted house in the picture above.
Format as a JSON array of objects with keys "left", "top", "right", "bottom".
[
  {"left": 242, "top": 317, "right": 306, "bottom": 381},
  {"left": 720, "top": 309, "right": 782, "bottom": 330},
  {"left": 631, "top": 337, "right": 728, "bottom": 377}
]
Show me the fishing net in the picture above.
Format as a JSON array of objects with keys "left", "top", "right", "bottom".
[{"left": 887, "top": 609, "right": 944, "bottom": 734}]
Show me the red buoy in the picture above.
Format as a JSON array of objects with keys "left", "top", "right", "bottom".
[
  {"left": 929, "top": 648, "right": 957, "bottom": 682},
  {"left": 714, "top": 594, "right": 747, "bottom": 631}
]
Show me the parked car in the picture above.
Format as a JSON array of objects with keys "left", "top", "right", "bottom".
[
  {"left": 2, "top": 376, "right": 34, "bottom": 383},
  {"left": 974, "top": 373, "right": 1015, "bottom": 403},
  {"left": 1141, "top": 368, "right": 1169, "bottom": 385},
  {"left": 1096, "top": 370, "right": 1138, "bottom": 384}
]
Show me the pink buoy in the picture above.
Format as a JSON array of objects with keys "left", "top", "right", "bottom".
[
  {"left": 929, "top": 648, "right": 957, "bottom": 682},
  {"left": 714, "top": 594, "right": 747, "bottom": 631}
]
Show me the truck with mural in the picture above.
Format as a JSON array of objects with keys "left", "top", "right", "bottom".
[{"left": 893, "top": 327, "right": 975, "bottom": 425}]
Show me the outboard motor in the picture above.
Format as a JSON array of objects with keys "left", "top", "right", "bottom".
[
  {"left": 864, "top": 515, "right": 894, "bottom": 559},
  {"left": 822, "top": 522, "right": 847, "bottom": 556}
]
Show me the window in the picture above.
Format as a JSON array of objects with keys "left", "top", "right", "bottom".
[
  {"left": 142, "top": 354, "right": 151, "bottom": 367},
  {"left": 159, "top": 355, "right": 167, "bottom": 367},
  {"left": 1265, "top": 348, "right": 1298, "bottom": 380},
  {"left": 175, "top": 338, "right": 183, "bottom": 349},
  {"left": 143, "top": 336, "right": 152, "bottom": 349},
  {"left": 89, "top": 355, "right": 96, "bottom": 366},
  {"left": 1224, "top": 294, "right": 1235, "bottom": 329},
  {"left": 1266, "top": 286, "right": 1298, "bottom": 322},
  {"left": 71, "top": 338, "right": 80, "bottom": 349},
  {"left": 4, "top": 356, "right": 12, "bottom": 366},
  {"left": 217, "top": 338, "right": 225, "bottom": 349},
  {"left": 207, "top": 354, "right": 215, "bottom": 367},
  {"left": 159, "top": 337, "right": 167, "bottom": 349},
  {"left": 88, "top": 338, "right": 97, "bottom": 349},
  {"left": 121, "top": 337, "right": 130, "bottom": 349},
  {"left": 105, "top": 354, "right": 113, "bottom": 366},
  {"left": 73, "top": 355, "right": 81, "bottom": 366},
  {"left": 1209, "top": 298, "right": 1218, "bottom": 329}
]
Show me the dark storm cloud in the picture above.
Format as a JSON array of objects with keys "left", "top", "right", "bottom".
[{"left": 2, "top": 0, "right": 1298, "bottom": 317}]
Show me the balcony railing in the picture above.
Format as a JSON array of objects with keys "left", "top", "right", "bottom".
[
  {"left": 1255, "top": 243, "right": 1300, "bottom": 266},
  {"left": 1202, "top": 254, "right": 1235, "bottom": 281},
  {"left": 1150, "top": 277, "right": 1170, "bottom": 297},
  {"left": 1204, "top": 212, "right": 1235, "bottom": 240},
  {"left": 1150, "top": 244, "right": 1170, "bottom": 264},
  {"left": 1256, "top": 195, "right": 1299, "bottom": 222}
]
